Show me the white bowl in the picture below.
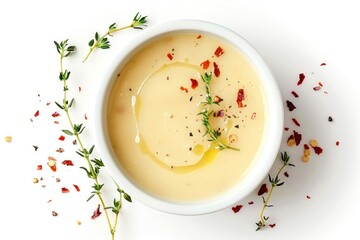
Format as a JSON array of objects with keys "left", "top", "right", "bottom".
[{"left": 95, "top": 19, "right": 283, "bottom": 215}]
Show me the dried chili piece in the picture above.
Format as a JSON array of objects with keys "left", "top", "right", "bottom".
[
  {"left": 293, "top": 130, "right": 302, "bottom": 145},
  {"left": 269, "top": 223, "right": 276, "bottom": 228},
  {"left": 236, "top": 89, "right": 246, "bottom": 108},
  {"left": 292, "top": 118, "right": 300, "bottom": 127},
  {"left": 197, "top": 34, "right": 202, "bottom": 39},
  {"left": 34, "top": 110, "right": 40, "bottom": 117},
  {"left": 231, "top": 204, "right": 243, "bottom": 213},
  {"left": 286, "top": 100, "right": 296, "bottom": 111},
  {"left": 180, "top": 86, "right": 188, "bottom": 93},
  {"left": 73, "top": 184, "right": 80, "bottom": 192},
  {"left": 167, "top": 53, "right": 173, "bottom": 60},
  {"left": 190, "top": 78, "right": 198, "bottom": 89},
  {"left": 52, "top": 112, "right": 60, "bottom": 117},
  {"left": 58, "top": 135, "right": 65, "bottom": 141},
  {"left": 291, "top": 91, "right": 299, "bottom": 98},
  {"left": 62, "top": 160, "right": 74, "bottom": 166},
  {"left": 214, "top": 46, "right": 224, "bottom": 57},
  {"left": 61, "top": 187, "right": 69, "bottom": 193},
  {"left": 200, "top": 60, "right": 210, "bottom": 70},
  {"left": 257, "top": 183, "right": 268, "bottom": 196},
  {"left": 297, "top": 73, "right": 305, "bottom": 85},
  {"left": 91, "top": 204, "right": 102, "bottom": 220},
  {"left": 213, "top": 62, "right": 220, "bottom": 77}
]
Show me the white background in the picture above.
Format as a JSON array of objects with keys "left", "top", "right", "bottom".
[{"left": 1, "top": 0, "right": 359, "bottom": 239}]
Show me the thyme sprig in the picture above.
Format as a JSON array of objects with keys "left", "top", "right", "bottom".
[
  {"left": 199, "top": 72, "right": 239, "bottom": 151},
  {"left": 83, "top": 12, "right": 147, "bottom": 62},
  {"left": 255, "top": 151, "right": 294, "bottom": 231},
  {"left": 54, "top": 39, "right": 131, "bottom": 240}
]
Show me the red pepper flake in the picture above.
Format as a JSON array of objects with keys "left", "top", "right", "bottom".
[
  {"left": 306, "top": 195, "right": 311, "bottom": 199},
  {"left": 62, "top": 160, "right": 74, "bottom": 166},
  {"left": 336, "top": 141, "right": 340, "bottom": 146},
  {"left": 269, "top": 223, "right": 276, "bottom": 228},
  {"left": 320, "top": 63, "right": 326, "bottom": 66},
  {"left": 167, "top": 53, "right": 173, "bottom": 60},
  {"left": 78, "top": 86, "right": 82, "bottom": 92},
  {"left": 34, "top": 110, "right": 40, "bottom": 117},
  {"left": 46, "top": 102, "right": 51, "bottom": 106},
  {"left": 61, "top": 187, "right": 69, "bottom": 193},
  {"left": 48, "top": 157, "right": 57, "bottom": 172},
  {"left": 216, "top": 109, "right": 225, "bottom": 118},
  {"left": 52, "top": 112, "right": 60, "bottom": 117},
  {"left": 213, "top": 62, "right": 220, "bottom": 77},
  {"left": 84, "top": 113, "right": 88, "bottom": 120},
  {"left": 190, "top": 78, "right": 198, "bottom": 89},
  {"left": 292, "top": 118, "right": 301, "bottom": 127},
  {"left": 73, "top": 184, "right": 80, "bottom": 192},
  {"left": 91, "top": 204, "right": 102, "bottom": 220},
  {"left": 200, "top": 60, "right": 210, "bottom": 70},
  {"left": 231, "top": 204, "right": 243, "bottom": 213},
  {"left": 293, "top": 130, "right": 302, "bottom": 145},
  {"left": 196, "top": 34, "right": 202, "bottom": 39},
  {"left": 214, "top": 46, "right": 224, "bottom": 57},
  {"left": 312, "top": 146, "right": 323, "bottom": 155},
  {"left": 236, "top": 89, "right": 246, "bottom": 108},
  {"left": 180, "top": 86, "right": 188, "bottom": 93},
  {"left": 56, "top": 147, "right": 64, "bottom": 153},
  {"left": 54, "top": 121, "right": 59, "bottom": 124},
  {"left": 284, "top": 171, "right": 289, "bottom": 177},
  {"left": 248, "top": 201, "right": 254, "bottom": 205},
  {"left": 291, "top": 91, "right": 299, "bottom": 98},
  {"left": 297, "top": 73, "right": 305, "bottom": 85},
  {"left": 313, "top": 86, "right": 322, "bottom": 91},
  {"left": 257, "top": 183, "right": 268, "bottom": 196},
  {"left": 318, "top": 82, "right": 323, "bottom": 87},
  {"left": 37, "top": 165, "right": 42, "bottom": 170},
  {"left": 284, "top": 127, "right": 289, "bottom": 131},
  {"left": 286, "top": 100, "right": 296, "bottom": 111},
  {"left": 304, "top": 144, "right": 310, "bottom": 150},
  {"left": 58, "top": 135, "right": 65, "bottom": 141}
]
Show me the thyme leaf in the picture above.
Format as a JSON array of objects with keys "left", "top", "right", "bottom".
[{"left": 82, "top": 12, "right": 147, "bottom": 62}]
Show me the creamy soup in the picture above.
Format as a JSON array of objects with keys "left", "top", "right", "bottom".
[{"left": 107, "top": 32, "right": 266, "bottom": 202}]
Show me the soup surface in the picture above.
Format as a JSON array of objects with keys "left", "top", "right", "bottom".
[{"left": 107, "top": 32, "right": 266, "bottom": 202}]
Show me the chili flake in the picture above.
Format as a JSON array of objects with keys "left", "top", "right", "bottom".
[
  {"left": 196, "top": 34, "right": 202, "bottom": 39},
  {"left": 190, "top": 78, "right": 198, "bottom": 89},
  {"left": 58, "top": 135, "right": 65, "bottom": 141},
  {"left": 47, "top": 157, "right": 57, "bottom": 172},
  {"left": 291, "top": 91, "right": 299, "bottom": 98},
  {"left": 269, "top": 223, "right": 276, "bottom": 228},
  {"left": 52, "top": 112, "right": 60, "bottom": 117},
  {"left": 180, "top": 86, "right": 188, "bottom": 93},
  {"left": 292, "top": 118, "right": 301, "bottom": 127},
  {"left": 286, "top": 100, "right": 296, "bottom": 111},
  {"left": 257, "top": 183, "right": 268, "bottom": 196},
  {"left": 213, "top": 62, "right": 220, "bottom": 77},
  {"left": 91, "top": 204, "right": 102, "bottom": 220},
  {"left": 61, "top": 187, "right": 69, "bottom": 193},
  {"left": 236, "top": 89, "right": 246, "bottom": 108},
  {"left": 320, "top": 63, "right": 327, "bottom": 66},
  {"left": 284, "top": 171, "right": 289, "bottom": 177},
  {"left": 37, "top": 165, "right": 42, "bottom": 170},
  {"left": 248, "top": 201, "right": 254, "bottom": 205},
  {"left": 34, "top": 110, "right": 40, "bottom": 117},
  {"left": 297, "top": 73, "right": 305, "bottom": 85},
  {"left": 73, "top": 184, "right": 80, "bottom": 192},
  {"left": 62, "top": 160, "right": 74, "bottom": 166},
  {"left": 200, "top": 59, "right": 210, "bottom": 70},
  {"left": 167, "top": 53, "right": 173, "bottom": 60},
  {"left": 231, "top": 204, "right": 243, "bottom": 213},
  {"left": 214, "top": 46, "right": 224, "bottom": 57},
  {"left": 336, "top": 141, "right": 340, "bottom": 146}
]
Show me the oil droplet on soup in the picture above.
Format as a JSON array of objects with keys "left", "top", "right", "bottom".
[{"left": 107, "top": 33, "right": 266, "bottom": 202}]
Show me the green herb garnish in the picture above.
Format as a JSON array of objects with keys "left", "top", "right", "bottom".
[
  {"left": 198, "top": 72, "right": 239, "bottom": 151},
  {"left": 83, "top": 12, "right": 147, "bottom": 62},
  {"left": 54, "top": 39, "right": 131, "bottom": 240},
  {"left": 255, "top": 151, "right": 295, "bottom": 231}
]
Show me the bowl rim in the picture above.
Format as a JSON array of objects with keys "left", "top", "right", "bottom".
[{"left": 95, "top": 19, "right": 284, "bottom": 215}]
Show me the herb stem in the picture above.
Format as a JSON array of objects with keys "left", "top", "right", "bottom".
[{"left": 256, "top": 152, "right": 294, "bottom": 230}]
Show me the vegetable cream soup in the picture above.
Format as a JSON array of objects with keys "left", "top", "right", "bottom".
[{"left": 107, "top": 32, "right": 266, "bottom": 202}]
